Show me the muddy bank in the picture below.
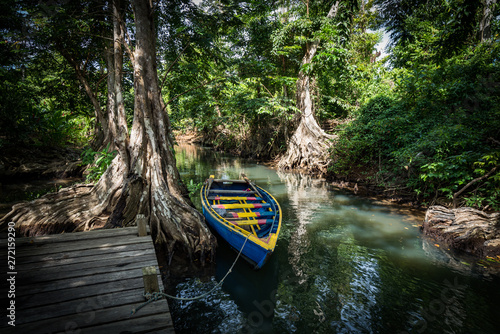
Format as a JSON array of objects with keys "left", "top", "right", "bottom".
[
  {"left": 0, "top": 145, "right": 83, "bottom": 181},
  {"left": 0, "top": 145, "right": 84, "bottom": 218}
]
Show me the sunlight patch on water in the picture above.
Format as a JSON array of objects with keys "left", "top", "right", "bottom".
[{"left": 335, "top": 247, "right": 381, "bottom": 333}]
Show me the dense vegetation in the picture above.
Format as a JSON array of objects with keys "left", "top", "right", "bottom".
[
  {"left": 332, "top": 1, "right": 500, "bottom": 210},
  {"left": 1, "top": 0, "right": 499, "bottom": 210}
]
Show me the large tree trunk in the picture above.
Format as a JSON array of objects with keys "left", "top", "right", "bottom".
[
  {"left": 278, "top": 2, "right": 339, "bottom": 175},
  {"left": 0, "top": 0, "right": 216, "bottom": 263},
  {"left": 479, "top": 0, "right": 497, "bottom": 42},
  {"left": 110, "top": 0, "right": 130, "bottom": 164},
  {"left": 119, "top": 0, "right": 216, "bottom": 259},
  {"left": 103, "top": 0, "right": 129, "bottom": 155}
]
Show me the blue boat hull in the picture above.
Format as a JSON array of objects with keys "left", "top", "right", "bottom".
[
  {"left": 203, "top": 206, "right": 272, "bottom": 269},
  {"left": 201, "top": 179, "right": 281, "bottom": 269}
]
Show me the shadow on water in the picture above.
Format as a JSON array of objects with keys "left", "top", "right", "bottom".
[{"left": 165, "top": 143, "right": 500, "bottom": 334}]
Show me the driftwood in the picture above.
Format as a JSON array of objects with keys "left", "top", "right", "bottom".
[{"left": 422, "top": 205, "right": 500, "bottom": 257}]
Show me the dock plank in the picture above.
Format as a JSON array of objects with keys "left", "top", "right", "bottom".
[
  {"left": 16, "top": 235, "right": 152, "bottom": 257},
  {"left": 18, "top": 257, "right": 158, "bottom": 284},
  {"left": 16, "top": 277, "right": 145, "bottom": 308},
  {"left": 13, "top": 299, "right": 171, "bottom": 334},
  {"left": 18, "top": 264, "right": 148, "bottom": 296},
  {"left": 2, "top": 226, "right": 174, "bottom": 333},
  {"left": 15, "top": 247, "right": 157, "bottom": 272},
  {"left": 17, "top": 288, "right": 145, "bottom": 325},
  {"left": 16, "top": 241, "right": 152, "bottom": 265},
  {"left": 7, "top": 226, "right": 139, "bottom": 246},
  {"left": 68, "top": 313, "right": 175, "bottom": 334}
]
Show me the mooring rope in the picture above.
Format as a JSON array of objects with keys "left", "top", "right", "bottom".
[{"left": 131, "top": 234, "right": 250, "bottom": 316}]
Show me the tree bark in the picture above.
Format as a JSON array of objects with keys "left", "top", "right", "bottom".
[
  {"left": 104, "top": 43, "right": 115, "bottom": 149},
  {"left": 278, "top": 1, "right": 339, "bottom": 175},
  {"left": 103, "top": 0, "right": 129, "bottom": 157},
  {"left": 479, "top": 0, "right": 497, "bottom": 42},
  {"left": 422, "top": 205, "right": 500, "bottom": 258},
  {"left": 111, "top": 0, "right": 130, "bottom": 167},
  {"left": 0, "top": 0, "right": 216, "bottom": 264}
]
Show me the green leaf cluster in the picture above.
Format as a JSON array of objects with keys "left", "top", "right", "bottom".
[
  {"left": 333, "top": 42, "right": 500, "bottom": 209},
  {"left": 80, "top": 144, "right": 117, "bottom": 182},
  {"left": 0, "top": 63, "right": 93, "bottom": 148}
]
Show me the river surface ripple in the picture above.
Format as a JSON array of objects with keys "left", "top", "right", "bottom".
[{"left": 165, "top": 143, "right": 500, "bottom": 334}]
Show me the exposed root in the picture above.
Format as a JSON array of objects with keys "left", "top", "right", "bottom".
[
  {"left": 278, "top": 117, "right": 336, "bottom": 176},
  {"left": 0, "top": 154, "right": 216, "bottom": 263},
  {"left": 0, "top": 157, "right": 125, "bottom": 236}
]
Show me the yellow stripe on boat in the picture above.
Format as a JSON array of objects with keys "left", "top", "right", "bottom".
[
  {"left": 226, "top": 211, "right": 275, "bottom": 218},
  {"left": 208, "top": 196, "right": 262, "bottom": 201},
  {"left": 231, "top": 219, "right": 272, "bottom": 226},
  {"left": 201, "top": 184, "right": 281, "bottom": 251},
  {"left": 211, "top": 203, "right": 269, "bottom": 209}
]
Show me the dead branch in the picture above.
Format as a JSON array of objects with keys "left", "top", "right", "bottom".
[{"left": 453, "top": 166, "right": 498, "bottom": 208}]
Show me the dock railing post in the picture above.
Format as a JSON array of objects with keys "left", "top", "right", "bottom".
[
  {"left": 142, "top": 266, "right": 160, "bottom": 296},
  {"left": 137, "top": 214, "right": 148, "bottom": 237}
]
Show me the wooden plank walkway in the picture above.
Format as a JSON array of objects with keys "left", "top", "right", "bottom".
[{"left": 1, "top": 226, "right": 174, "bottom": 333}]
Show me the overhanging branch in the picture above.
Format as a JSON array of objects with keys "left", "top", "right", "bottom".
[
  {"left": 162, "top": 78, "right": 221, "bottom": 112},
  {"left": 453, "top": 166, "right": 498, "bottom": 208},
  {"left": 160, "top": 42, "right": 191, "bottom": 92}
]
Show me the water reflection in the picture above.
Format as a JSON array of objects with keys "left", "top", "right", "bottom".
[
  {"left": 167, "top": 144, "right": 500, "bottom": 334},
  {"left": 278, "top": 172, "right": 332, "bottom": 285}
]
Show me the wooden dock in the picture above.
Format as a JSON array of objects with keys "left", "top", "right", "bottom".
[{"left": 1, "top": 226, "right": 174, "bottom": 333}]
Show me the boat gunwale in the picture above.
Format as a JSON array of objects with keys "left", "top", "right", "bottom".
[{"left": 200, "top": 178, "right": 282, "bottom": 251}]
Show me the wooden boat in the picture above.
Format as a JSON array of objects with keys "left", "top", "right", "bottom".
[{"left": 201, "top": 175, "right": 282, "bottom": 269}]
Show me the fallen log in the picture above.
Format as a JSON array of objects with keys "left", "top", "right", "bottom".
[{"left": 422, "top": 205, "right": 500, "bottom": 258}]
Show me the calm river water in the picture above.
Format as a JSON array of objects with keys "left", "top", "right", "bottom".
[{"left": 166, "top": 143, "right": 500, "bottom": 334}]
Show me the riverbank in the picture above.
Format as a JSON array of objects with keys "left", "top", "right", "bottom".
[
  {"left": 174, "top": 131, "right": 422, "bottom": 209},
  {"left": 0, "top": 145, "right": 84, "bottom": 219},
  {"left": 177, "top": 129, "right": 498, "bottom": 214}
]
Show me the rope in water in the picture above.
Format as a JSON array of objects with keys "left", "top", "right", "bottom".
[{"left": 131, "top": 235, "right": 250, "bottom": 316}]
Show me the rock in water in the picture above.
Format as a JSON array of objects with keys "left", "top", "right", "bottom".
[{"left": 422, "top": 206, "right": 500, "bottom": 257}]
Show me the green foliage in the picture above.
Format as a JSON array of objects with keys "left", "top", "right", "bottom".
[
  {"left": 3, "top": 0, "right": 497, "bottom": 212},
  {"left": 376, "top": 0, "right": 499, "bottom": 67},
  {"left": 186, "top": 179, "right": 203, "bottom": 198},
  {"left": 0, "top": 0, "right": 109, "bottom": 151},
  {"left": 0, "top": 9, "right": 96, "bottom": 149},
  {"left": 0, "top": 65, "right": 93, "bottom": 147},
  {"left": 25, "top": 185, "right": 64, "bottom": 202},
  {"left": 163, "top": 0, "right": 298, "bottom": 159},
  {"left": 332, "top": 41, "right": 500, "bottom": 209},
  {"left": 81, "top": 144, "right": 117, "bottom": 182}
]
